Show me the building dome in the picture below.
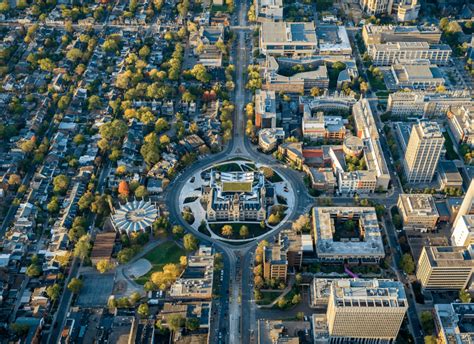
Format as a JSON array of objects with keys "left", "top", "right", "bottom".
[
  {"left": 343, "top": 135, "right": 364, "bottom": 157},
  {"left": 112, "top": 200, "right": 159, "bottom": 234}
]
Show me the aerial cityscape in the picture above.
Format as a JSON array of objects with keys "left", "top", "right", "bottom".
[{"left": 0, "top": 0, "right": 473, "bottom": 343}]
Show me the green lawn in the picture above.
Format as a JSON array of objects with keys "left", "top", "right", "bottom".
[
  {"left": 268, "top": 172, "right": 283, "bottom": 183},
  {"left": 210, "top": 222, "right": 268, "bottom": 239},
  {"left": 135, "top": 241, "right": 185, "bottom": 285},
  {"left": 214, "top": 163, "right": 242, "bottom": 172},
  {"left": 257, "top": 291, "right": 282, "bottom": 305}
]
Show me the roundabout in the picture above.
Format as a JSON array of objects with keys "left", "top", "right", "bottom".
[{"left": 177, "top": 158, "right": 296, "bottom": 243}]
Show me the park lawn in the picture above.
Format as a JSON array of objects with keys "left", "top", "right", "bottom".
[
  {"left": 135, "top": 241, "right": 185, "bottom": 285},
  {"left": 214, "top": 162, "right": 242, "bottom": 172},
  {"left": 267, "top": 172, "right": 283, "bottom": 183},
  {"left": 257, "top": 291, "right": 283, "bottom": 305},
  {"left": 210, "top": 222, "right": 268, "bottom": 239}
]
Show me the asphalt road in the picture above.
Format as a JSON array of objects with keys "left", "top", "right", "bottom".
[{"left": 163, "top": 0, "right": 313, "bottom": 342}]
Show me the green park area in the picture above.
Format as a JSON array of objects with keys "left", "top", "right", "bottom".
[
  {"left": 135, "top": 241, "right": 185, "bottom": 285},
  {"left": 210, "top": 222, "right": 268, "bottom": 240}
]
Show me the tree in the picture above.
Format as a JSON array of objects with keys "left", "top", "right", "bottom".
[
  {"left": 292, "top": 294, "right": 302, "bottom": 305},
  {"left": 96, "top": 259, "right": 115, "bottom": 273},
  {"left": 168, "top": 314, "right": 185, "bottom": 331},
  {"left": 151, "top": 264, "right": 181, "bottom": 290},
  {"left": 137, "top": 303, "right": 149, "bottom": 318},
  {"left": 69, "top": 217, "right": 86, "bottom": 242},
  {"left": 424, "top": 336, "right": 437, "bottom": 344},
  {"left": 260, "top": 166, "right": 274, "bottom": 179},
  {"left": 118, "top": 180, "right": 130, "bottom": 197},
  {"left": 135, "top": 185, "right": 148, "bottom": 198},
  {"left": 392, "top": 214, "right": 403, "bottom": 230},
  {"left": 296, "top": 312, "right": 305, "bottom": 321},
  {"left": 66, "top": 48, "right": 83, "bottom": 62},
  {"left": 139, "top": 45, "right": 151, "bottom": 59},
  {"left": 20, "top": 139, "right": 35, "bottom": 153},
  {"left": 268, "top": 213, "right": 281, "bottom": 226},
  {"left": 141, "top": 132, "right": 161, "bottom": 166},
  {"left": 38, "top": 58, "right": 56, "bottom": 72},
  {"left": 183, "top": 234, "right": 199, "bottom": 251},
  {"left": 292, "top": 214, "right": 310, "bottom": 233},
  {"left": 400, "top": 253, "right": 415, "bottom": 275},
  {"left": 186, "top": 317, "right": 200, "bottom": 331},
  {"left": 67, "top": 278, "right": 83, "bottom": 294},
  {"left": 253, "top": 264, "right": 263, "bottom": 276},
  {"left": 53, "top": 174, "right": 69, "bottom": 194},
  {"left": 420, "top": 311, "right": 434, "bottom": 335},
  {"left": 221, "top": 225, "right": 233, "bottom": 237},
  {"left": 117, "top": 247, "right": 137, "bottom": 264},
  {"left": 8, "top": 174, "right": 21, "bottom": 186},
  {"left": 180, "top": 256, "right": 187, "bottom": 266},
  {"left": 191, "top": 64, "right": 211, "bottom": 83},
  {"left": 46, "top": 284, "right": 61, "bottom": 302},
  {"left": 26, "top": 263, "right": 41, "bottom": 277},
  {"left": 88, "top": 95, "right": 101, "bottom": 111},
  {"left": 159, "top": 134, "right": 170, "bottom": 146},
  {"left": 460, "top": 289, "right": 472, "bottom": 303},
  {"left": 78, "top": 192, "right": 94, "bottom": 211},
  {"left": 332, "top": 61, "right": 346, "bottom": 71},
  {"left": 172, "top": 225, "right": 185, "bottom": 238},
  {"left": 74, "top": 235, "right": 91, "bottom": 260},
  {"left": 247, "top": 4, "right": 256, "bottom": 21},
  {"left": 155, "top": 118, "right": 169, "bottom": 133},
  {"left": 254, "top": 275, "right": 264, "bottom": 289},
  {"left": 47, "top": 197, "right": 60, "bottom": 213},
  {"left": 277, "top": 298, "right": 287, "bottom": 309},
  {"left": 73, "top": 134, "right": 85, "bottom": 145},
  {"left": 310, "top": 87, "right": 321, "bottom": 97},
  {"left": 239, "top": 225, "right": 249, "bottom": 238}
]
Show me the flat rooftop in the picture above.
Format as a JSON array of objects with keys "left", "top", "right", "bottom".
[
  {"left": 435, "top": 303, "right": 474, "bottom": 343},
  {"left": 424, "top": 245, "right": 474, "bottom": 268},
  {"left": 261, "top": 22, "right": 317, "bottom": 44},
  {"left": 316, "top": 25, "right": 351, "bottom": 53},
  {"left": 373, "top": 42, "right": 451, "bottom": 51},
  {"left": 398, "top": 194, "right": 439, "bottom": 217},
  {"left": 330, "top": 279, "right": 407, "bottom": 309},
  {"left": 312, "top": 207, "right": 384, "bottom": 259},
  {"left": 415, "top": 120, "right": 443, "bottom": 138},
  {"left": 365, "top": 24, "right": 441, "bottom": 35},
  {"left": 392, "top": 64, "right": 443, "bottom": 82}
]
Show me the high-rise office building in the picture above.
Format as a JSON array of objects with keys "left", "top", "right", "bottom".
[
  {"left": 326, "top": 279, "right": 408, "bottom": 343},
  {"left": 403, "top": 121, "right": 445, "bottom": 183},
  {"left": 416, "top": 245, "right": 474, "bottom": 290}
]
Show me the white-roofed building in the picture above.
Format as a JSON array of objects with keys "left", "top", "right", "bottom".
[{"left": 112, "top": 200, "right": 159, "bottom": 235}]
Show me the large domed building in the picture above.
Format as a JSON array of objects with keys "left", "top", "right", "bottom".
[{"left": 112, "top": 200, "right": 159, "bottom": 235}]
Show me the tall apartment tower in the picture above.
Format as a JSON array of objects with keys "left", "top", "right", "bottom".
[
  {"left": 326, "top": 279, "right": 408, "bottom": 342},
  {"left": 360, "top": 0, "right": 393, "bottom": 15},
  {"left": 403, "top": 121, "right": 445, "bottom": 183},
  {"left": 453, "top": 180, "right": 474, "bottom": 229}
]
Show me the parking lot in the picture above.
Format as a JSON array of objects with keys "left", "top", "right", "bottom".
[{"left": 76, "top": 272, "right": 115, "bottom": 307}]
